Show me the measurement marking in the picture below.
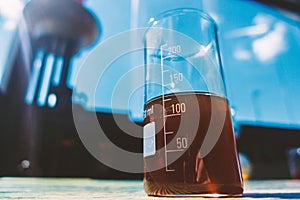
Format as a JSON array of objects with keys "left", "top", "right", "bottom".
[
  {"left": 162, "top": 83, "right": 173, "bottom": 87},
  {"left": 165, "top": 113, "right": 181, "bottom": 117},
  {"left": 165, "top": 131, "right": 174, "bottom": 135},
  {"left": 162, "top": 55, "right": 175, "bottom": 60},
  {"left": 166, "top": 168, "right": 175, "bottom": 172},
  {"left": 166, "top": 149, "right": 184, "bottom": 153},
  {"left": 161, "top": 44, "right": 169, "bottom": 172},
  {"left": 162, "top": 69, "right": 169, "bottom": 73},
  {"left": 163, "top": 98, "right": 172, "bottom": 102}
]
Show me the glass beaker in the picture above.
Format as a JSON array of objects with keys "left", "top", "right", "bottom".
[{"left": 143, "top": 8, "right": 243, "bottom": 197}]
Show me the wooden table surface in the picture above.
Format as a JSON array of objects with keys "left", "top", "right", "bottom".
[{"left": 0, "top": 178, "right": 299, "bottom": 199}]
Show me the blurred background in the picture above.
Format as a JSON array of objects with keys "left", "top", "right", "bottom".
[{"left": 0, "top": 0, "right": 299, "bottom": 180}]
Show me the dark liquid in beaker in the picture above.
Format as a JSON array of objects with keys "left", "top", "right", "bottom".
[{"left": 143, "top": 92, "right": 243, "bottom": 196}]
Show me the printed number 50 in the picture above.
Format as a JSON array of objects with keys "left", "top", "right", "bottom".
[{"left": 176, "top": 137, "right": 188, "bottom": 149}]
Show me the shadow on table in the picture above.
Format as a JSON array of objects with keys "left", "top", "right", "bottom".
[{"left": 244, "top": 193, "right": 300, "bottom": 199}]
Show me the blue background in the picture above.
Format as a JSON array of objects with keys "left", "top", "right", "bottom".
[{"left": 1, "top": 0, "right": 299, "bottom": 128}]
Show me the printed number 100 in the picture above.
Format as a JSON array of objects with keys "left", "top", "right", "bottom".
[{"left": 171, "top": 103, "right": 186, "bottom": 114}]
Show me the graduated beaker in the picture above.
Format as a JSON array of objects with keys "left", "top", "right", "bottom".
[{"left": 143, "top": 8, "right": 243, "bottom": 197}]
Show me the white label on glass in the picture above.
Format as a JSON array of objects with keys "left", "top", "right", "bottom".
[{"left": 143, "top": 122, "right": 156, "bottom": 157}]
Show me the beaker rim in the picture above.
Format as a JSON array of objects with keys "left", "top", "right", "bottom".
[{"left": 147, "top": 8, "right": 217, "bottom": 28}]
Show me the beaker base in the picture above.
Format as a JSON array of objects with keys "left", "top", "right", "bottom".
[{"left": 144, "top": 181, "right": 243, "bottom": 197}]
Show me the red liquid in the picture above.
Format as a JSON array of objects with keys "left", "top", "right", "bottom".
[{"left": 143, "top": 92, "right": 243, "bottom": 196}]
